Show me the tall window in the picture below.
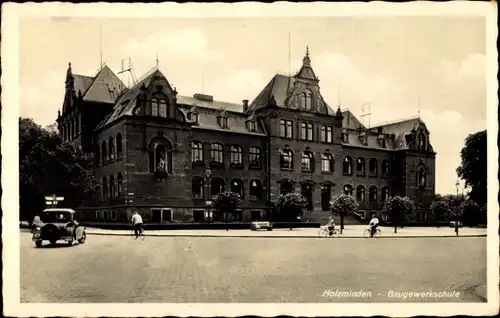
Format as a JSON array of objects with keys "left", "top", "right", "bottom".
[
  {"left": 191, "top": 142, "right": 204, "bottom": 164},
  {"left": 95, "top": 145, "right": 100, "bottom": 166},
  {"left": 220, "top": 117, "right": 228, "bottom": 128},
  {"left": 321, "top": 125, "right": 333, "bottom": 143},
  {"left": 192, "top": 177, "right": 204, "bottom": 199},
  {"left": 102, "top": 176, "right": 108, "bottom": 200},
  {"left": 116, "top": 133, "right": 123, "bottom": 160},
  {"left": 381, "top": 160, "right": 390, "bottom": 177},
  {"left": 280, "top": 149, "right": 293, "bottom": 170},
  {"left": 230, "top": 146, "right": 243, "bottom": 166},
  {"left": 341, "top": 132, "right": 349, "bottom": 143},
  {"left": 369, "top": 186, "right": 378, "bottom": 203},
  {"left": 249, "top": 180, "right": 263, "bottom": 201},
  {"left": 279, "top": 119, "right": 293, "bottom": 138},
  {"left": 369, "top": 159, "right": 378, "bottom": 177},
  {"left": 117, "top": 173, "right": 123, "bottom": 197},
  {"left": 151, "top": 99, "right": 159, "bottom": 116},
  {"left": 417, "top": 165, "right": 427, "bottom": 188},
  {"left": 249, "top": 147, "right": 261, "bottom": 168},
  {"left": 109, "top": 175, "right": 115, "bottom": 198},
  {"left": 211, "top": 178, "right": 225, "bottom": 196},
  {"left": 343, "top": 184, "right": 353, "bottom": 196},
  {"left": 159, "top": 100, "right": 167, "bottom": 117},
  {"left": 356, "top": 185, "right": 365, "bottom": 203},
  {"left": 210, "top": 143, "right": 224, "bottom": 164},
  {"left": 231, "top": 179, "right": 244, "bottom": 198},
  {"left": 248, "top": 120, "right": 256, "bottom": 132},
  {"left": 381, "top": 186, "right": 389, "bottom": 203},
  {"left": 321, "top": 153, "right": 334, "bottom": 172},
  {"left": 417, "top": 132, "right": 426, "bottom": 151},
  {"left": 343, "top": 156, "right": 352, "bottom": 175},
  {"left": 101, "top": 141, "right": 107, "bottom": 164},
  {"left": 280, "top": 181, "right": 293, "bottom": 195},
  {"left": 301, "top": 122, "right": 314, "bottom": 141},
  {"left": 301, "top": 151, "right": 314, "bottom": 172},
  {"left": 109, "top": 137, "right": 115, "bottom": 161},
  {"left": 356, "top": 158, "right": 366, "bottom": 176},
  {"left": 302, "top": 90, "right": 313, "bottom": 110},
  {"left": 148, "top": 141, "right": 173, "bottom": 173}
]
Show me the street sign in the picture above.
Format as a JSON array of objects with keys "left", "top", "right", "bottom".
[
  {"left": 44, "top": 195, "right": 64, "bottom": 201},
  {"left": 128, "top": 192, "right": 134, "bottom": 196}
]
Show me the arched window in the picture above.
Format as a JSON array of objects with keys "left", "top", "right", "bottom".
[
  {"left": 109, "top": 137, "right": 115, "bottom": 161},
  {"left": 151, "top": 98, "right": 159, "bottom": 116},
  {"left": 117, "top": 173, "right": 123, "bottom": 197},
  {"left": 356, "top": 157, "right": 366, "bottom": 176},
  {"left": 102, "top": 176, "right": 108, "bottom": 200},
  {"left": 211, "top": 178, "right": 225, "bottom": 196},
  {"left": 321, "top": 153, "right": 334, "bottom": 172},
  {"left": 301, "top": 182, "right": 314, "bottom": 211},
  {"left": 381, "top": 186, "right": 389, "bottom": 203},
  {"left": 381, "top": 160, "right": 390, "bottom": 177},
  {"left": 321, "top": 183, "right": 332, "bottom": 211},
  {"left": 302, "top": 90, "right": 313, "bottom": 110},
  {"left": 101, "top": 141, "right": 107, "bottom": 164},
  {"left": 249, "top": 147, "right": 261, "bottom": 168},
  {"left": 230, "top": 146, "right": 243, "bottom": 166},
  {"left": 148, "top": 140, "right": 173, "bottom": 173},
  {"left": 210, "top": 143, "right": 224, "bottom": 164},
  {"left": 280, "top": 181, "right": 293, "bottom": 195},
  {"left": 109, "top": 175, "right": 115, "bottom": 198},
  {"left": 231, "top": 179, "right": 244, "bottom": 198},
  {"left": 369, "top": 186, "right": 378, "bottom": 203},
  {"left": 356, "top": 185, "right": 366, "bottom": 203},
  {"left": 417, "top": 165, "right": 427, "bottom": 188},
  {"left": 116, "top": 133, "right": 123, "bottom": 160},
  {"left": 191, "top": 142, "right": 204, "bottom": 164},
  {"left": 301, "top": 151, "right": 314, "bottom": 172},
  {"left": 343, "top": 184, "right": 353, "bottom": 196},
  {"left": 369, "top": 158, "right": 378, "bottom": 177},
  {"left": 249, "top": 180, "right": 263, "bottom": 201},
  {"left": 417, "top": 132, "right": 426, "bottom": 151},
  {"left": 159, "top": 99, "right": 167, "bottom": 117},
  {"left": 95, "top": 144, "right": 100, "bottom": 166},
  {"left": 192, "top": 177, "right": 204, "bottom": 199},
  {"left": 343, "top": 156, "right": 352, "bottom": 175},
  {"left": 280, "top": 149, "right": 293, "bottom": 170}
]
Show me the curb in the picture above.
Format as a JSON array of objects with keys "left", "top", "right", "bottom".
[{"left": 85, "top": 232, "right": 487, "bottom": 239}]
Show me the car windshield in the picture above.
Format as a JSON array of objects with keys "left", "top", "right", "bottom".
[{"left": 40, "top": 211, "right": 73, "bottom": 223}]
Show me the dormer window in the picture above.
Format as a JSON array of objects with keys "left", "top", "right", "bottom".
[
  {"left": 188, "top": 112, "right": 199, "bottom": 124},
  {"left": 248, "top": 120, "right": 256, "bottom": 132},
  {"left": 218, "top": 110, "right": 229, "bottom": 129},
  {"left": 359, "top": 135, "right": 367, "bottom": 146},
  {"left": 221, "top": 117, "right": 228, "bottom": 128},
  {"left": 301, "top": 90, "right": 313, "bottom": 111},
  {"left": 378, "top": 135, "right": 386, "bottom": 148},
  {"left": 341, "top": 130, "right": 349, "bottom": 143},
  {"left": 417, "top": 132, "right": 427, "bottom": 151}
]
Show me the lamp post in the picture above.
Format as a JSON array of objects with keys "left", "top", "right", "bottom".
[
  {"left": 455, "top": 180, "right": 460, "bottom": 236},
  {"left": 205, "top": 167, "right": 212, "bottom": 224}
]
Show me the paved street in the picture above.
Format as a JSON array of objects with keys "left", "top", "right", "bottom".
[{"left": 20, "top": 232, "right": 486, "bottom": 303}]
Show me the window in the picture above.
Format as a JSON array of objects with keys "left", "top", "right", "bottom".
[
  {"left": 321, "top": 153, "right": 334, "bottom": 173},
  {"left": 75, "top": 114, "right": 80, "bottom": 135},
  {"left": 102, "top": 177, "right": 108, "bottom": 200},
  {"left": 230, "top": 146, "right": 243, "bottom": 166},
  {"left": 369, "top": 159, "right": 378, "bottom": 177},
  {"left": 96, "top": 210, "right": 101, "bottom": 220},
  {"left": 301, "top": 151, "right": 314, "bottom": 172},
  {"left": 279, "top": 119, "right": 293, "bottom": 138},
  {"left": 151, "top": 99, "right": 159, "bottom": 116},
  {"left": 341, "top": 132, "right": 349, "bottom": 143},
  {"left": 249, "top": 180, "right": 263, "bottom": 201},
  {"left": 192, "top": 177, "right": 204, "bottom": 199},
  {"left": 111, "top": 210, "right": 117, "bottom": 220},
  {"left": 117, "top": 173, "right": 123, "bottom": 197},
  {"left": 248, "top": 120, "right": 256, "bottom": 132},
  {"left": 116, "top": 133, "right": 123, "bottom": 160},
  {"left": 95, "top": 145, "right": 100, "bottom": 166},
  {"left": 356, "top": 185, "right": 365, "bottom": 203},
  {"left": 211, "top": 178, "right": 225, "bottom": 196},
  {"left": 343, "top": 184, "right": 353, "bottom": 196},
  {"left": 191, "top": 113, "right": 199, "bottom": 124},
  {"left": 231, "top": 179, "right": 244, "bottom": 198},
  {"left": 369, "top": 186, "right": 378, "bottom": 203},
  {"left": 359, "top": 135, "right": 368, "bottom": 146},
  {"left": 280, "top": 149, "right": 293, "bottom": 170},
  {"left": 381, "top": 186, "right": 389, "bottom": 203},
  {"left": 343, "top": 156, "right": 353, "bottom": 175},
  {"left": 109, "top": 137, "right": 115, "bottom": 161},
  {"left": 109, "top": 175, "right": 115, "bottom": 198},
  {"left": 249, "top": 147, "right": 261, "bottom": 168},
  {"left": 300, "top": 122, "right": 314, "bottom": 141},
  {"left": 101, "top": 141, "right": 107, "bottom": 164},
  {"left": 219, "top": 117, "right": 228, "bottom": 128},
  {"left": 302, "top": 90, "right": 313, "bottom": 110},
  {"left": 417, "top": 132, "right": 426, "bottom": 151},
  {"left": 381, "top": 160, "right": 390, "bottom": 177},
  {"left": 210, "top": 143, "right": 224, "bottom": 164},
  {"left": 159, "top": 100, "right": 167, "bottom": 117},
  {"left": 321, "top": 125, "right": 333, "bottom": 143},
  {"left": 356, "top": 158, "right": 366, "bottom": 176},
  {"left": 280, "top": 181, "right": 293, "bottom": 195},
  {"left": 417, "top": 165, "right": 427, "bottom": 188},
  {"left": 148, "top": 143, "right": 173, "bottom": 173},
  {"left": 191, "top": 142, "right": 204, "bottom": 164}
]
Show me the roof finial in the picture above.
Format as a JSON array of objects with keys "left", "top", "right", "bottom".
[
  {"left": 306, "top": 46, "right": 309, "bottom": 58},
  {"left": 156, "top": 52, "right": 159, "bottom": 69},
  {"left": 302, "top": 46, "right": 311, "bottom": 66}
]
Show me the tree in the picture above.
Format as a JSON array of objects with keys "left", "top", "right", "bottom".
[
  {"left": 19, "top": 118, "right": 99, "bottom": 221},
  {"left": 329, "top": 194, "right": 359, "bottom": 234},
  {"left": 275, "top": 192, "right": 308, "bottom": 230},
  {"left": 460, "top": 199, "right": 481, "bottom": 227},
  {"left": 430, "top": 199, "right": 451, "bottom": 228},
  {"left": 383, "top": 196, "right": 416, "bottom": 233},
  {"left": 211, "top": 191, "right": 242, "bottom": 231},
  {"left": 456, "top": 130, "right": 486, "bottom": 221}
]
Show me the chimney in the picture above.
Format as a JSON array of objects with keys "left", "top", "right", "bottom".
[{"left": 242, "top": 99, "right": 249, "bottom": 112}]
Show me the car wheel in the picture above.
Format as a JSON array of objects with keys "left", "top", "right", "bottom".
[
  {"left": 78, "top": 232, "right": 86, "bottom": 244},
  {"left": 49, "top": 239, "right": 57, "bottom": 245},
  {"left": 35, "top": 240, "right": 42, "bottom": 248}
]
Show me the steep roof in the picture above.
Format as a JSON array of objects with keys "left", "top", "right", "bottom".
[
  {"left": 248, "top": 74, "right": 293, "bottom": 111},
  {"left": 341, "top": 109, "right": 365, "bottom": 130},
  {"left": 83, "top": 65, "right": 126, "bottom": 104},
  {"left": 72, "top": 75, "right": 94, "bottom": 96},
  {"left": 369, "top": 116, "right": 426, "bottom": 149}
]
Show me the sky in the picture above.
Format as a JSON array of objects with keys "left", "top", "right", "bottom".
[{"left": 18, "top": 16, "right": 488, "bottom": 195}]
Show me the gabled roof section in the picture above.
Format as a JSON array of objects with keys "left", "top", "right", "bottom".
[
  {"left": 369, "top": 116, "right": 427, "bottom": 150},
  {"left": 248, "top": 74, "right": 296, "bottom": 111},
  {"left": 294, "top": 47, "right": 318, "bottom": 81},
  {"left": 73, "top": 75, "right": 94, "bottom": 96},
  {"left": 342, "top": 109, "right": 365, "bottom": 130},
  {"left": 177, "top": 95, "right": 242, "bottom": 113},
  {"left": 83, "top": 65, "right": 126, "bottom": 104}
]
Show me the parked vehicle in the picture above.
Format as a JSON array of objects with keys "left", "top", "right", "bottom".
[{"left": 32, "top": 208, "right": 86, "bottom": 247}]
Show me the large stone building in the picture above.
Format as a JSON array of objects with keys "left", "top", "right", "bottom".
[{"left": 57, "top": 48, "right": 436, "bottom": 224}]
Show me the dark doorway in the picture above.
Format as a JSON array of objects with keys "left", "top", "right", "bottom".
[
  {"left": 151, "top": 209, "right": 162, "bottom": 222},
  {"left": 193, "top": 210, "right": 205, "bottom": 222},
  {"left": 251, "top": 210, "right": 262, "bottom": 221},
  {"left": 301, "top": 183, "right": 314, "bottom": 211},
  {"left": 321, "top": 184, "right": 332, "bottom": 211}
]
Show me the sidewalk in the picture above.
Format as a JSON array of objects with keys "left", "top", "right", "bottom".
[{"left": 85, "top": 225, "right": 487, "bottom": 238}]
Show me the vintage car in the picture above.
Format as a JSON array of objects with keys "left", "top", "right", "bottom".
[{"left": 32, "top": 208, "right": 86, "bottom": 247}]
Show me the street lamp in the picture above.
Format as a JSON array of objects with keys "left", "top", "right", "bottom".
[
  {"left": 205, "top": 167, "right": 212, "bottom": 223},
  {"left": 455, "top": 180, "right": 460, "bottom": 236}
]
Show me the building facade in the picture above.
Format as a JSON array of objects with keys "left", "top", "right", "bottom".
[{"left": 57, "top": 49, "right": 436, "bottom": 224}]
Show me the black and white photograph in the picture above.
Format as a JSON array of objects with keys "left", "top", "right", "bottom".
[{"left": 2, "top": 1, "right": 498, "bottom": 317}]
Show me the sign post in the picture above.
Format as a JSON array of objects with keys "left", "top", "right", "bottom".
[{"left": 44, "top": 194, "right": 64, "bottom": 207}]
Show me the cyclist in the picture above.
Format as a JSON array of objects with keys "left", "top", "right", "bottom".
[
  {"left": 326, "top": 216, "right": 336, "bottom": 236},
  {"left": 369, "top": 214, "right": 380, "bottom": 237},
  {"left": 131, "top": 211, "right": 144, "bottom": 238}
]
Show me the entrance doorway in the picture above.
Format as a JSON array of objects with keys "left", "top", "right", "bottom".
[
  {"left": 151, "top": 208, "right": 173, "bottom": 223},
  {"left": 301, "top": 182, "right": 314, "bottom": 211},
  {"left": 193, "top": 209, "right": 205, "bottom": 222},
  {"left": 321, "top": 184, "right": 332, "bottom": 211}
]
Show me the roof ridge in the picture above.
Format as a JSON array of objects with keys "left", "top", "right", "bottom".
[{"left": 371, "top": 115, "right": 420, "bottom": 128}]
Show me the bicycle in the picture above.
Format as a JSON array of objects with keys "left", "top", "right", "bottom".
[
  {"left": 363, "top": 227, "right": 381, "bottom": 238},
  {"left": 318, "top": 226, "right": 340, "bottom": 238},
  {"left": 132, "top": 225, "right": 145, "bottom": 241}
]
